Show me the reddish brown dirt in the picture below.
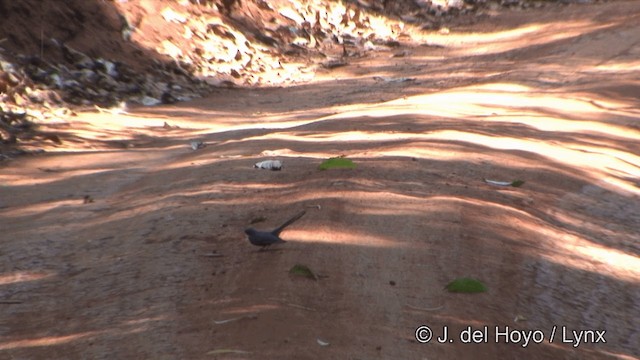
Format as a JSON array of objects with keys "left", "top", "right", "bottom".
[{"left": 1, "top": 1, "right": 639, "bottom": 360}]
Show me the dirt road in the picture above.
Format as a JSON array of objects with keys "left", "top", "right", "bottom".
[{"left": 1, "top": 1, "right": 639, "bottom": 359}]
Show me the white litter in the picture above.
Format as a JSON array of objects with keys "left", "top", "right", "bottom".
[
  {"left": 254, "top": 160, "right": 282, "bottom": 171},
  {"left": 484, "top": 179, "right": 512, "bottom": 186},
  {"left": 190, "top": 141, "right": 205, "bottom": 150}
]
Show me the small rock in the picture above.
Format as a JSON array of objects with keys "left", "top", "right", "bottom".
[
  {"left": 139, "top": 96, "right": 162, "bottom": 106},
  {"left": 190, "top": 141, "right": 206, "bottom": 150}
]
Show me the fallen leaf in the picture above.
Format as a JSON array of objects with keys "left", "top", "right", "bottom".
[
  {"left": 445, "top": 277, "right": 487, "bottom": 293},
  {"left": 289, "top": 264, "right": 318, "bottom": 280},
  {"left": 318, "top": 157, "right": 356, "bottom": 170}
]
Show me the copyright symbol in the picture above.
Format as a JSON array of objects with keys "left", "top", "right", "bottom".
[{"left": 415, "top": 325, "right": 433, "bottom": 343}]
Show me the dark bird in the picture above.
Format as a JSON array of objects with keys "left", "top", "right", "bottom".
[{"left": 244, "top": 211, "right": 306, "bottom": 250}]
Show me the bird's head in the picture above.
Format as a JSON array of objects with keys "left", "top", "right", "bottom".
[{"left": 244, "top": 228, "right": 256, "bottom": 235}]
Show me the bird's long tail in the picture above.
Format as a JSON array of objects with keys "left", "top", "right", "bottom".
[{"left": 272, "top": 210, "right": 306, "bottom": 236}]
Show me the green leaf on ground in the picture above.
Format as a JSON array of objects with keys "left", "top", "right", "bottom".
[
  {"left": 318, "top": 157, "right": 356, "bottom": 170},
  {"left": 289, "top": 264, "right": 318, "bottom": 280},
  {"left": 445, "top": 277, "right": 487, "bottom": 293}
]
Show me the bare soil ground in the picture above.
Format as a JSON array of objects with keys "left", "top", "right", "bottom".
[{"left": 1, "top": 1, "right": 639, "bottom": 359}]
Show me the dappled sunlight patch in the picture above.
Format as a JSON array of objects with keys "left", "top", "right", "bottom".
[
  {"left": 501, "top": 211, "right": 640, "bottom": 283},
  {"left": 540, "top": 340, "right": 638, "bottom": 359},
  {"left": 0, "top": 167, "right": 130, "bottom": 187},
  {"left": 353, "top": 145, "right": 462, "bottom": 161},
  {"left": 28, "top": 112, "right": 201, "bottom": 152},
  {"left": 572, "top": 245, "right": 640, "bottom": 280},
  {"left": 0, "top": 331, "right": 103, "bottom": 351},
  {"left": 599, "top": 177, "right": 640, "bottom": 197},
  {"left": 422, "top": 20, "right": 615, "bottom": 57},
  {"left": 453, "top": 195, "right": 640, "bottom": 284},
  {"left": 286, "top": 227, "right": 408, "bottom": 249},
  {"left": 300, "top": 191, "right": 454, "bottom": 211},
  {"left": 124, "top": 104, "right": 333, "bottom": 134},
  {"left": 592, "top": 61, "right": 640, "bottom": 73},
  {"left": 73, "top": 108, "right": 210, "bottom": 134},
  {"left": 75, "top": 112, "right": 195, "bottom": 132},
  {"left": 242, "top": 122, "right": 637, "bottom": 194},
  {"left": 537, "top": 234, "right": 640, "bottom": 284},
  {"left": 154, "top": 155, "right": 237, "bottom": 170},
  {"left": 318, "top": 82, "right": 637, "bottom": 137},
  {"left": 314, "top": 194, "right": 464, "bottom": 229},
  {"left": 0, "top": 315, "right": 165, "bottom": 351},
  {"left": 547, "top": 209, "right": 634, "bottom": 244},
  {"left": 86, "top": 108, "right": 248, "bottom": 130},
  {"left": 343, "top": 87, "right": 633, "bottom": 128},
  {"left": 221, "top": 304, "right": 279, "bottom": 316},
  {"left": 0, "top": 271, "right": 55, "bottom": 286},
  {"left": 121, "top": 316, "right": 167, "bottom": 326},
  {"left": 0, "top": 199, "right": 92, "bottom": 219},
  {"left": 436, "top": 195, "right": 537, "bottom": 224},
  {"left": 244, "top": 130, "right": 423, "bottom": 145},
  {"left": 421, "top": 130, "right": 639, "bottom": 194},
  {"left": 594, "top": 350, "right": 640, "bottom": 360}
]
